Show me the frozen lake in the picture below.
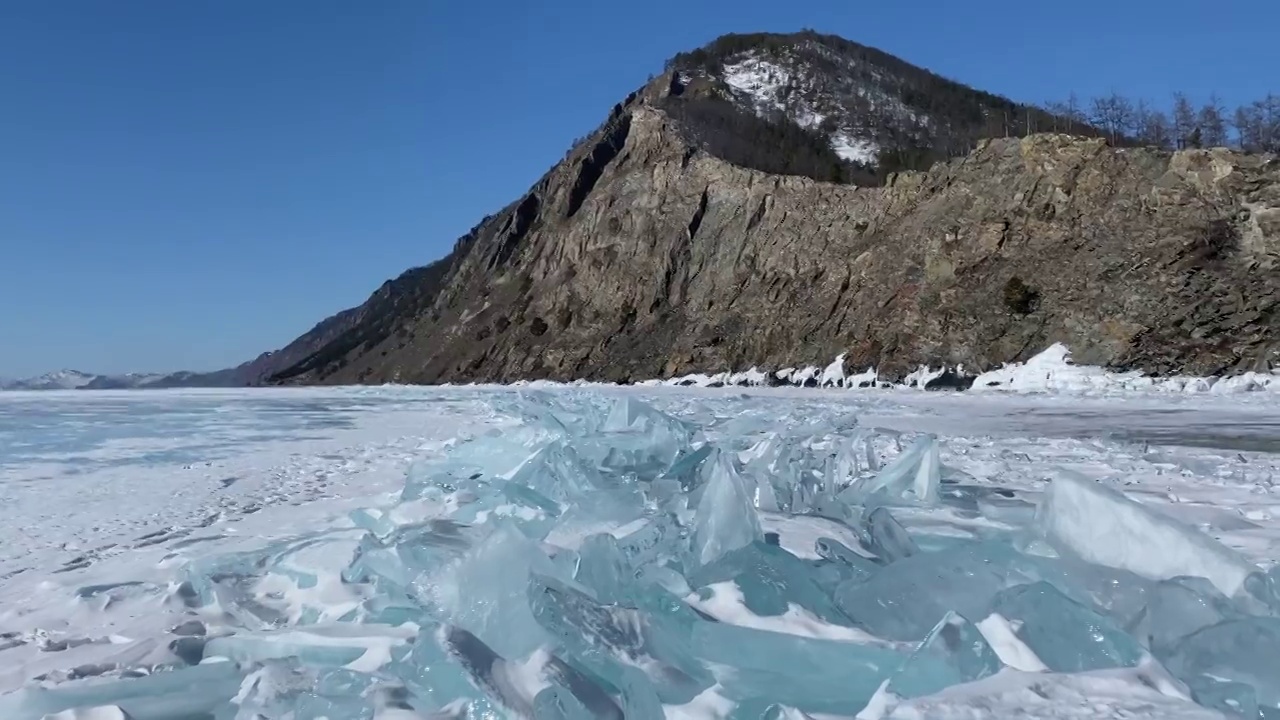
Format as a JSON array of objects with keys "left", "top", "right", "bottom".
[{"left": 2, "top": 385, "right": 1280, "bottom": 718}]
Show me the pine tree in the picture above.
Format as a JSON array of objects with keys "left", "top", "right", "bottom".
[
  {"left": 1171, "top": 93, "right": 1197, "bottom": 149},
  {"left": 1198, "top": 95, "right": 1229, "bottom": 148}
]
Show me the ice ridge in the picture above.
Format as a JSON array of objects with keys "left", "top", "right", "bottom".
[{"left": 0, "top": 391, "right": 1273, "bottom": 719}]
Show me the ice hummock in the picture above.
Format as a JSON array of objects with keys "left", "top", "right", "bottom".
[
  {"left": 2, "top": 392, "right": 1275, "bottom": 719},
  {"left": 1037, "top": 473, "right": 1259, "bottom": 596}
]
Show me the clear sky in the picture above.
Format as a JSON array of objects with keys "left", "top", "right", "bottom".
[{"left": 1, "top": 0, "right": 1276, "bottom": 377}]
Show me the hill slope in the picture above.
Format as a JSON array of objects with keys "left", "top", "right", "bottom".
[{"left": 266, "top": 33, "right": 1280, "bottom": 386}]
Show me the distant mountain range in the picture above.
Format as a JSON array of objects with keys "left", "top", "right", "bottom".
[
  {"left": 2, "top": 370, "right": 182, "bottom": 391},
  {"left": 0, "top": 368, "right": 246, "bottom": 391},
  {"left": 1, "top": 343, "right": 335, "bottom": 391}
]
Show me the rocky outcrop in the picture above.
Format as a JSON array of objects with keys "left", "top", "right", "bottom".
[{"left": 270, "top": 74, "right": 1280, "bottom": 386}]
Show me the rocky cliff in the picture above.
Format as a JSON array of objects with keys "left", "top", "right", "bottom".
[{"left": 267, "top": 41, "right": 1280, "bottom": 387}]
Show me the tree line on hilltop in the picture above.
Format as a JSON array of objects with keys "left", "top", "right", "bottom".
[
  {"left": 1043, "top": 92, "right": 1280, "bottom": 153},
  {"left": 664, "top": 30, "right": 1279, "bottom": 184}
]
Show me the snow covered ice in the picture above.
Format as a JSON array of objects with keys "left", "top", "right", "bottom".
[{"left": 5, "top": 386, "right": 1280, "bottom": 718}]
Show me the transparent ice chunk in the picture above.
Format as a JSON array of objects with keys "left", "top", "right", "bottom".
[
  {"left": 857, "top": 507, "right": 920, "bottom": 564},
  {"left": 739, "top": 433, "right": 828, "bottom": 514},
  {"left": 975, "top": 493, "right": 1038, "bottom": 526},
  {"left": 41, "top": 708, "right": 135, "bottom": 720},
  {"left": 540, "top": 655, "right": 625, "bottom": 720},
  {"left": 824, "top": 429, "right": 876, "bottom": 493},
  {"left": 612, "top": 513, "right": 686, "bottom": 570},
  {"left": 752, "top": 472, "right": 782, "bottom": 513},
  {"left": 436, "top": 626, "right": 544, "bottom": 718},
  {"left": 1132, "top": 576, "right": 1244, "bottom": 655},
  {"left": 692, "top": 450, "right": 763, "bottom": 567},
  {"left": 575, "top": 532, "right": 630, "bottom": 603},
  {"left": 834, "top": 541, "right": 1040, "bottom": 641},
  {"left": 421, "top": 521, "right": 571, "bottom": 660},
  {"left": 505, "top": 441, "right": 606, "bottom": 505},
  {"left": 1184, "top": 675, "right": 1260, "bottom": 720},
  {"left": 616, "top": 666, "right": 664, "bottom": 719},
  {"left": 843, "top": 434, "right": 941, "bottom": 505},
  {"left": 448, "top": 481, "right": 562, "bottom": 539},
  {"left": 688, "top": 542, "right": 852, "bottom": 625},
  {"left": 526, "top": 573, "right": 713, "bottom": 704},
  {"left": 887, "top": 611, "right": 1003, "bottom": 699},
  {"left": 989, "top": 581, "right": 1145, "bottom": 672},
  {"left": 1164, "top": 617, "right": 1280, "bottom": 712},
  {"left": 1037, "top": 473, "right": 1258, "bottom": 596},
  {"left": 759, "top": 706, "right": 819, "bottom": 720},
  {"left": 1242, "top": 565, "right": 1280, "bottom": 615},
  {"left": 401, "top": 461, "right": 485, "bottom": 503},
  {"left": 343, "top": 519, "right": 480, "bottom": 612},
  {"left": 545, "top": 396, "right": 699, "bottom": 483},
  {"left": 533, "top": 686, "right": 594, "bottom": 720},
  {"left": 1033, "top": 554, "right": 1153, "bottom": 627},
  {"left": 228, "top": 659, "right": 376, "bottom": 720},
  {"left": 203, "top": 623, "right": 415, "bottom": 672},
  {"left": 807, "top": 558, "right": 869, "bottom": 596},
  {"left": 660, "top": 444, "right": 714, "bottom": 490},
  {"left": 691, "top": 620, "right": 908, "bottom": 715},
  {"left": 391, "top": 624, "right": 502, "bottom": 717},
  {"left": 0, "top": 661, "right": 243, "bottom": 720}
]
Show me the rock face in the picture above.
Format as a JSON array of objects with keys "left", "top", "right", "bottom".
[
  {"left": 263, "top": 39, "right": 1280, "bottom": 386},
  {"left": 270, "top": 82, "right": 1280, "bottom": 385}
]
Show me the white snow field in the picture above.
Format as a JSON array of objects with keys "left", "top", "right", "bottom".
[{"left": 2, "top": 384, "right": 1280, "bottom": 719}]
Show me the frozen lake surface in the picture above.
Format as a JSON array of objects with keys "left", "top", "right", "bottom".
[{"left": 2, "top": 385, "right": 1280, "bottom": 718}]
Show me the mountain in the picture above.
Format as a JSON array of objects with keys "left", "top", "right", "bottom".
[
  {"left": 0, "top": 369, "right": 194, "bottom": 391},
  {"left": 2, "top": 306, "right": 377, "bottom": 391},
  {"left": 3, "top": 370, "right": 101, "bottom": 390},
  {"left": 660, "top": 31, "right": 1107, "bottom": 181},
  {"left": 255, "top": 30, "right": 1280, "bottom": 386}
]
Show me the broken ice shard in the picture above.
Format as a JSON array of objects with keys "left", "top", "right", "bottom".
[
  {"left": 989, "top": 581, "right": 1145, "bottom": 672},
  {"left": 203, "top": 623, "right": 416, "bottom": 672},
  {"left": 505, "top": 440, "right": 605, "bottom": 505},
  {"left": 422, "top": 520, "right": 571, "bottom": 660},
  {"left": 814, "top": 536, "right": 878, "bottom": 581},
  {"left": 575, "top": 532, "right": 631, "bottom": 604},
  {"left": 391, "top": 624, "right": 503, "bottom": 717},
  {"left": 691, "top": 620, "right": 908, "bottom": 714},
  {"left": 1133, "top": 576, "right": 1244, "bottom": 655},
  {"left": 887, "top": 611, "right": 1003, "bottom": 699},
  {"left": 229, "top": 660, "right": 376, "bottom": 720},
  {"left": 616, "top": 666, "right": 665, "bottom": 719},
  {"left": 1242, "top": 564, "right": 1280, "bottom": 615},
  {"left": 0, "top": 661, "right": 243, "bottom": 720},
  {"left": 857, "top": 506, "right": 920, "bottom": 564},
  {"left": 527, "top": 573, "right": 713, "bottom": 704},
  {"left": 1037, "top": 473, "right": 1258, "bottom": 596},
  {"left": 1164, "top": 617, "right": 1280, "bottom": 713},
  {"left": 843, "top": 433, "right": 941, "bottom": 505},
  {"left": 692, "top": 449, "right": 763, "bottom": 567},
  {"left": 688, "top": 541, "right": 853, "bottom": 625},
  {"left": 834, "top": 541, "right": 1040, "bottom": 641},
  {"left": 590, "top": 396, "right": 699, "bottom": 478},
  {"left": 533, "top": 686, "right": 595, "bottom": 720},
  {"left": 1184, "top": 676, "right": 1261, "bottom": 720}
]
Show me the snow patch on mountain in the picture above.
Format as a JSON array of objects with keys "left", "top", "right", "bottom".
[
  {"left": 722, "top": 56, "right": 798, "bottom": 118},
  {"left": 2, "top": 370, "right": 204, "bottom": 391},
  {"left": 832, "top": 133, "right": 879, "bottom": 164},
  {"left": 715, "top": 45, "right": 950, "bottom": 168},
  {"left": 3, "top": 370, "right": 99, "bottom": 390}
]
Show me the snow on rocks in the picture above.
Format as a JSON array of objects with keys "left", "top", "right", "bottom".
[{"left": 642, "top": 343, "right": 1279, "bottom": 397}]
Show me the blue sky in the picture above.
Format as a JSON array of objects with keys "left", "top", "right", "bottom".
[{"left": 1, "top": 0, "right": 1276, "bottom": 377}]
